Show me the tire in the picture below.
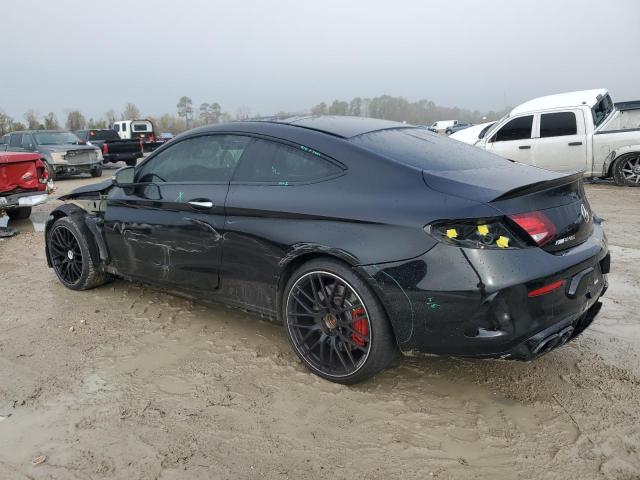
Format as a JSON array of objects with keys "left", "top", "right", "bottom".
[
  {"left": 7, "top": 207, "right": 32, "bottom": 220},
  {"left": 90, "top": 165, "right": 103, "bottom": 178},
  {"left": 612, "top": 153, "right": 640, "bottom": 187},
  {"left": 46, "top": 216, "right": 109, "bottom": 290},
  {"left": 282, "top": 258, "right": 398, "bottom": 384},
  {"left": 125, "top": 159, "right": 137, "bottom": 167},
  {"left": 45, "top": 162, "right": 57, "bottom": 181}
]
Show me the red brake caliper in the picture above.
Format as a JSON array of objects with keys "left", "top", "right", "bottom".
[{"left": 351, "top": 307, "right": 369, "bottom": 347}]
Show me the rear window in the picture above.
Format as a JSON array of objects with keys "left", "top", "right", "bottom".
[
  {"left": 350, "top": 128, "right": 509, "bottom": 172},
  {"left": 133, "top": 123, "right": 151, "bottom": 132},
  {"left": 89, "top": 129, "right": 120, "bottom": 141}
]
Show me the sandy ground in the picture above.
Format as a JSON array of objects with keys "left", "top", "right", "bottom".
[{"left": 0, "top": 173, "right": 639, "bottom": 480}]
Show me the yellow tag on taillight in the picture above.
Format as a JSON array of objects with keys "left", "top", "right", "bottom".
[
  {"left": 496, "top": 236, "right": 510, "bottom": 248},
  {"left": 446, "top": 228, "right": 458, "bottom": 239},
  {"left": 477, "top": 225, "right": 489, "bottom": 236}
]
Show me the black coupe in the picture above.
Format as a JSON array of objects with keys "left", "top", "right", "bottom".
[{"left": 45, "top": 116, "right": 609, "bottom": 383}]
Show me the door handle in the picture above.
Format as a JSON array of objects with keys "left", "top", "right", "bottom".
[
  {"left": 518, "top": 145, "right": 531, "bottom": 150},
  {"left": 188, "top": 200, "right": 214, "bottom": 210},
  {"left": 568, "top": 141, "right": 583, "bottom": 146}
]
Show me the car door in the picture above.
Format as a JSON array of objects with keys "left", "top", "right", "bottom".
[
  {"left": 103, "top": 134, "right": 251, "bottom": 295},
  {"left": 485, "top": 115, "right": 534, "bottom": 164},
  {"left": 532, "top": 110, "right": 587, "bottom": 172},
  {"left": 222, "top": 138, "right": 345, "bottom": 312}
]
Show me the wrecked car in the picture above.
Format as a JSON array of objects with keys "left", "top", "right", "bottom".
[
  {"left": 0, "top": 151, "right": 51, "bottom": 222},
  {"left": 44, "top": 116, "right": 610, "bottom": 384},
  {"left": 476, "top": 89, "right": 640, "bottom": 186},
  {"left": 2, "top": 130, "right": 103, "bottom": 180}
]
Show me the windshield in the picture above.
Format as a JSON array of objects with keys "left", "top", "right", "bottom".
[
  {"left": 350, "top": 127, "right": 509, "bottom": 171},
  {"left": 592, "top": 93, "right": 614, "bottom": 128},
  {"left": 33, "top": 131, "right": 80, "bottom": 145}
]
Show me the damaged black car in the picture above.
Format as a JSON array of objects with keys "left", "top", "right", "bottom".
[{"left": 44, "top": 116, "right": 610, "bottom": 384}]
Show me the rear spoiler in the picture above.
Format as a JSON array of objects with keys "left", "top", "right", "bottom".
[{"left": 491, "top": 171, "right": 583, "bottom": 202}]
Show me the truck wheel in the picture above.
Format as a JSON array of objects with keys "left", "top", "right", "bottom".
[
  {"left": 46, "top": 216, "right": 109, "bottom": 290},
  {"left": 90, "top": 166, "right": 103, "bottom": 178},
  {"left": 7, "top": 207, "right": 32, "bottom": 220},
  {"left": 45, "top": 162, "right": 57, "bottom": 181},
  {"left": 613, "top": 154, "right": 640, "bottom": 187},
  {"left": 125, "top": 159, "right": 137, "bottom": 167}
]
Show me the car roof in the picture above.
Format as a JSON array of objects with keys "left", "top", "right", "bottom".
[
  {"left": 511, "top": 88, "right": 608, "bottom": 116},
  {"left": 238, "top": 115, "right": 406, "bottom": 139}
]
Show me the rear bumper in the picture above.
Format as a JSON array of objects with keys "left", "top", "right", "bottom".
[
  {"left": 0, "top": 191, "right": 49, "bottom": 209},
  {"left": 103, "top": 152, "right": 142, "bottom": 163},
  {"left": 358, "top": 221, "right": 609, "bottom": 359}
]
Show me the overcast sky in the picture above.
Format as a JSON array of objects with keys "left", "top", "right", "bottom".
[{"left": 1, "top": 0, "right": 639, "bottom": 121}]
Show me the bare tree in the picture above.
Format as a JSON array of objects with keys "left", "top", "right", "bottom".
[
  {"left": 310, "top": 102, "right": 327, "bottom": 115},
  {"left": 24, "top": 109, "right": 41, "bottom": 130},
  {"left": 235, "top": 105, "right": 251, "bottom": 120},
  {"left": 105, "top": 109, "right": 118, "bottom": 127},
  {"left": 44, "top": 112, "right": 59, "bottom": 129},
  {"left": 121, "top": 102, "right": 140, "bottom": 120},
  {"left": 65, "top": 110, "right": 86, "bottom": 131}
]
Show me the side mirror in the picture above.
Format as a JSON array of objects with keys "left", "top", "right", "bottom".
[{"left": 114, "top": 166, "right": 135, "bottom": 186}]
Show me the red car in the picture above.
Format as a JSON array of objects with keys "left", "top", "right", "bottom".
[{"left": 0, "top": 151, "right": 51, "bottom": 224}]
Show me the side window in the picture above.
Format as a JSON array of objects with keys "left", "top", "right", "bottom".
[
  {"left": 122, "top": 123, "right": 127, "bottom": 132},
  {"left": 233, "top": 139, "right": 343, "bottom": 184},
  {"left": 9, "top": 134, "right": 22, "bottom": 147},
  {"left": 540, "top": 112, "right": 577, "bottom": 138},
  {"left": 114, "top": 124, "right": 120, "bottom": 132},
  {"left": 137, "top": 135, "right": 251, "bottom": 183},
  {"left": 493, "top": 115, "right": 533, "bottom": 142},
  {"left": 21, "top": 134, "right": 33, "bottom": 148}
]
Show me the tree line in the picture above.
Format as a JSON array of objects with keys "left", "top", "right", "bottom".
[{"left": 0, "top": 95, "right": 509, "bottom": 136}]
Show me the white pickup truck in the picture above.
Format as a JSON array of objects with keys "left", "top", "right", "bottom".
[{"left": 475, "top": 89, "right": 640, "bottom": 186}]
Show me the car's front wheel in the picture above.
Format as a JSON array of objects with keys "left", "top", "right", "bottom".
[
  {"left": 47, "top": 216, "right": 109, "bottom": 290},
  {"left": 283, "top": 258, "right": 398, "bottom": 384},
  {"left": 91, "top": 166, "right": 103, "bottom": 178}
]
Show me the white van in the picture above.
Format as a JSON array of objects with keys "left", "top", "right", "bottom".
[{"left": 431, "top": 120, "right": 458, "bottom": 133}]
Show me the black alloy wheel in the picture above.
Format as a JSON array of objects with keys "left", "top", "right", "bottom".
[
  {"left": 286, "top": 271, "right": 372, "bottom": 378},
  {"left": 615, "top": 154, "right": 640, "bottom": 186},
  {"left": 49, "top": 224, "right": 84, "bottom": 285}
]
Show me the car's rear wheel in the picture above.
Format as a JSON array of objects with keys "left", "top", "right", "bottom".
[
  {"left": 125, "top": 159, "right": 137, "bottom": 167},
  {"left": 283, "top": 258, "right": 397, "bottom": 384},
  {"left": 613, "top": 153, "right": 640, "bottom": 186},
  {"left": 47, "top": 216, "right": 109, "bottom": 290},
  {"left": 7, "top": 207, "right": 32, "bottom": 220}
]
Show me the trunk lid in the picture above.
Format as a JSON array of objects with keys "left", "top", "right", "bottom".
[
  {"left": 0, "top": 152, "right": 46, "bottom": 195},
  {"left": 422, "top": 166, "right": 593, "bottom": 252}
]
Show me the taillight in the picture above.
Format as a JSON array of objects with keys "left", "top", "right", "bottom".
[
  {"left": 102, "top": 143, "right": 108, "bottom": 155},
  {"left": 509, "top": 211, "right": 556, "bottom": 246},
  {"left": 149, "top": 133, "right": 155, "bottom": 142},
  {"left": 426, "top": 218, "right": 526, "bottom": 249},
  {"left": 528, "top": 279, "right": 565, "bottom": 297}
]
